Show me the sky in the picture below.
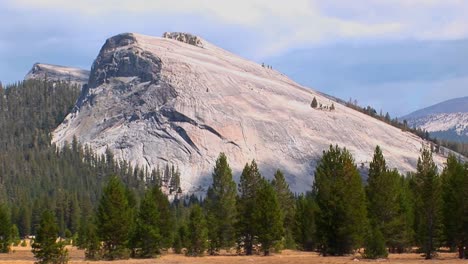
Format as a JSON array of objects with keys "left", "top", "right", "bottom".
[{"left": 1, "top": 0, "right": 467, "bottom": 117}]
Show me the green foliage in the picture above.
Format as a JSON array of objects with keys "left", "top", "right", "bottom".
[
  {"left": 0, "top": 204, "right": 11, "bottom": 253},
  {"left": 31, "top": 210, "right": 68, "bottom": 264},
  {"left": 10, "top": 224, "right": 21, "bottom": 246},
  {"left": 366, "top": 146, "right": 413, "bottom": 252},
  {"left": 293, "top": 193, "right": 316, "bottom": 251},
  {"left": 363, "top": 224, "right": 388, "bottom": 259},
  {"left": 253, "top": 179, "right": 284, "bottom": 256},
  {"left": 236, "top": 160, "right": 263, "bottom": 255},
  {"left": 205, "top": 153, "right": 237, "bottom": 254},
  {"left": 441, "top": 154, "right": 468, "bottom": 259},
  {"left": 78, "top": 217, "right": 100, "bottom": 260},
  {"left": 173, "top": 223, "right": 189, "bottom": 254},
  {"left": 313, "top": 145, "right": 368, "bottom": 256},
  {"left": 414, "top": 147, "right": 442, "bottom": 259},
  {"left": 311, "top": 97, "right": 318, "bottom": 108},
  {"left": 96, "top": 176, "right": 133, "bottom": 260},
  {"left": 133, "top": 186, "right": 162, "bottom": 258},
  {"left": 271, "top": 170, "right": 295, "bottom": 249},
  {"left": 187, "top": 205, "right": 208, "bottom": 256}
]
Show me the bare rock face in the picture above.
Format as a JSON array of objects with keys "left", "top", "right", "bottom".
[
  {"left": 53, "top": 32, "right": 449, "bottom": 194},
  {"left": 25, "top": 63, "right": 89, "bottom": 86},
  {"left": 162, "top": 32, "right": 204, "bottom": 48}
]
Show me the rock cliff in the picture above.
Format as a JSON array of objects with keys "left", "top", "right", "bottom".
[
  {"left": 25, "top": 63, "right": 89, "bottom": 86},
  {"left": 53, "top": 32, "right": 448, "bottom": 194}
]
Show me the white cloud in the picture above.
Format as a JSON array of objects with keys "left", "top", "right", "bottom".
[{"left": 5, "top": 0, "right": 468, "bottom": 57}]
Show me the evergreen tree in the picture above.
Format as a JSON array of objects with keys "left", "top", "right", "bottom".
[
  {"left": 236, "top": 160, "right": 262, "bottom": 255},
  {"left": 31, "top": 210, "right": 68, "bottom": 264},
  {"left": 96, "top": 176, "right": 133, "bottom": 260},
  {"left": 364, "top": 224, "right": 388, "bottom": 259},
  {"left": 253, "top": 179, "right": 283, "bottom": 255},
  {"left": 414, "top": 147, "right": 441, "bottom": 259},
  {"left": 205, "top": 153, "right": 237, "bottom": 254},
  {"left": 271, "top": 169, "right": 295, "bottom": 249},
  {"left": 153, "top": 186, "right": 174, "bottom": 249},
  {"left": 187, "top": 204, "right": 208, "bottom": 256},
  {"left": 313, "top": 145, "right": 368, "bottom": 256},
  {"left": 77, "top": 216, "right": 100, "bottom": 260},
  {"left": 311, "top": 97, "right": 318, "bottom": 108},
  {"left": 366, "top": 146, "right": 409, "bottom": 252},
  {"left": 293, "top": 193, "right": 316, "bottom": 251},
  {"left": 0, "top": 204, "right": 11, "bottom": 253},
  {"left": 441, "top": 154, "right": 467, "bottom": 259},
  {"left": 133, "top": 186, "right": 162, "bottom": 258},
  {"left": 10, "top": 224, "right": 21, "bottom": 246}
]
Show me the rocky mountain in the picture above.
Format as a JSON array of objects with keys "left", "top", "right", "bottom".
[
  {"left": 53, "top": 32, "right": 448, "bottom": 194},
  {"left": 402, "top": 97, "right": 468, "bottom": 142},
  {"left": 25, "top": 63, "right": 90, "bottom": 86}
]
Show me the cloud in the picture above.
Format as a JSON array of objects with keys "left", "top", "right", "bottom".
[{"left": 11, "top": 0, "right": 466, "bottom": 57}]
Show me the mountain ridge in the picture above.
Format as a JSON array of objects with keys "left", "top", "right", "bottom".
[
  {"left": 25, "top": 62, "right": 90, "bottom": 86},
  {"left": 402, "top": 96, "right": 468, "bottom": 142},
  {"left": 52, "top": 32, "right": 449, "bottom": 194}
]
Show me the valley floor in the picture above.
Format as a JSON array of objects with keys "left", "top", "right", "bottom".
[{"left": 0, "top": 246, "right": 464, "bottom": 264}]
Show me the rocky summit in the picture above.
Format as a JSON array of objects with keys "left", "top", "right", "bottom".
[
  {"left": 53, "top": 32, "right": 448, "bottom": 194},
  {"left": 25, "top": 63, "right": 90, "bottom": 86}
]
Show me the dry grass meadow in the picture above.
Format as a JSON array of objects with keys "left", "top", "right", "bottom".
[{"left": 1, "top": 242, "right": 464, "bottom": 264}]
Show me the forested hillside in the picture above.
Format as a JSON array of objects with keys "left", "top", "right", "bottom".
[{"left": 0, "top": 80, "right": 168, "bottom": 237}]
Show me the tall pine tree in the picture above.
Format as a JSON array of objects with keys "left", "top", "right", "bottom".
[
  {"left": 133, "top": 185, "right": 162, "bottom": 258},
  {"left": 271, "top": 170, "right": 295, "bottom": 249},
  {"left": 293, "top": 193, "right": 316, "bottom": 251},
  {"left": 187, "top": 204, "right": 208, "bottom": 256},
  {"left": 96, "top": 176, "right": 133, "bottom": 260},
  {"left": 366, "top": 146, "right": 410, "bottom": 253},
  {"left": 313, "top": 145, "right": 368, "bottom": 256},
  {"left": 253, "top": 178, "right": 284, "bottom": 255},
  {"left": 441, "top": 154, "right": 467, "bottom": 259},
  {"left": 31, "top": 210, "right": 68, "bottom": 264},
  {"left": 236, "top": 160, "right": 262, "bottom": 255},
  {"left": 205, "top": 153, "right": 237, "bottom": 254},
  {"left": 414, "top": 147, "right": 441, "bottom": 259}
]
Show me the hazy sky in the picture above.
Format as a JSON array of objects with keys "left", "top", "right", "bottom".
[{"left": 1, "top": 0, "right": 467, "bottom": 116}]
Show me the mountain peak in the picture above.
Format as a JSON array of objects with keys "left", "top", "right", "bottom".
[
  {"left": 162, "top": 32, "right": 205, "bottom": 48},
  {"left": 53, "top": 32, "right": 449, "bottom": 194},
  {"left": 25, "top": 62, "right": 89, "bottom": 86}
]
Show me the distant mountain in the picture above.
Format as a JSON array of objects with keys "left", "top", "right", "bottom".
[
  {"left": 402, "top": 97, "right": 468, "bottom": 142},
  {"left": 53, "top": 32, "right": 449, "bottom": 194},
  {"left": 25, "top": 63, "right": 90, "bottom": 86}
]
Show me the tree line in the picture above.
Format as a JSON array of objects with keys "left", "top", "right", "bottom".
[
  {"left": 2, "top": 146, "right": 465, "bottom": 262},
  {"left": 0, "top": 79, "right": 466, "bottom": 262}
]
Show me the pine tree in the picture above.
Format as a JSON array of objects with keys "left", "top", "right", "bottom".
[
  {"left": 366, "top": 146, "right": 409, "bottom": 253},
  {"left": 205, "top": 153, "right": 237, "bottom": 254},
  {"left": 0, "top": 204, "right": 11, "bottom": 253},
  {"left": 133, "top": 186, "right": 162, "bottom": 258},
  {"left": 271, "top": 169, "right": 295, "bottom": 249},
  {"left": 31, "top": 210, "right": 68, "bottom": 264},
  {"left": 414, "top": 147, "right": 441, "bottom": 259},
  {"left": 78, "top": 217, "right": 100, "bottom": 260},
  {"left": 236, "top": 160, "right": 263, "bottom": 255},
  {"left": 441, "top": 154, "right": 467, "bottom": 259},
  {"left": 364, "top": 224, "right": 388, "bottom": 259},
  {"left": 313, "top": 145, "right": 368, "bottom": 256},
  {"left": 153, "top": 186, "right": 174, "bottom": 249},
  {"left": 293, "top": 193, "right": 316, "bottom": 251},
  {"left": 96, "top": 176, "right": 133, "bottom": 260},
  {"left": 254, "top": 179, "right": 283, "bottom": 255},
  {"left": 187, "top": 205, "right": 208, "bottom": 256},
  {"left": 311, "top": 97, "right": 318, "bottom": 108}
]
